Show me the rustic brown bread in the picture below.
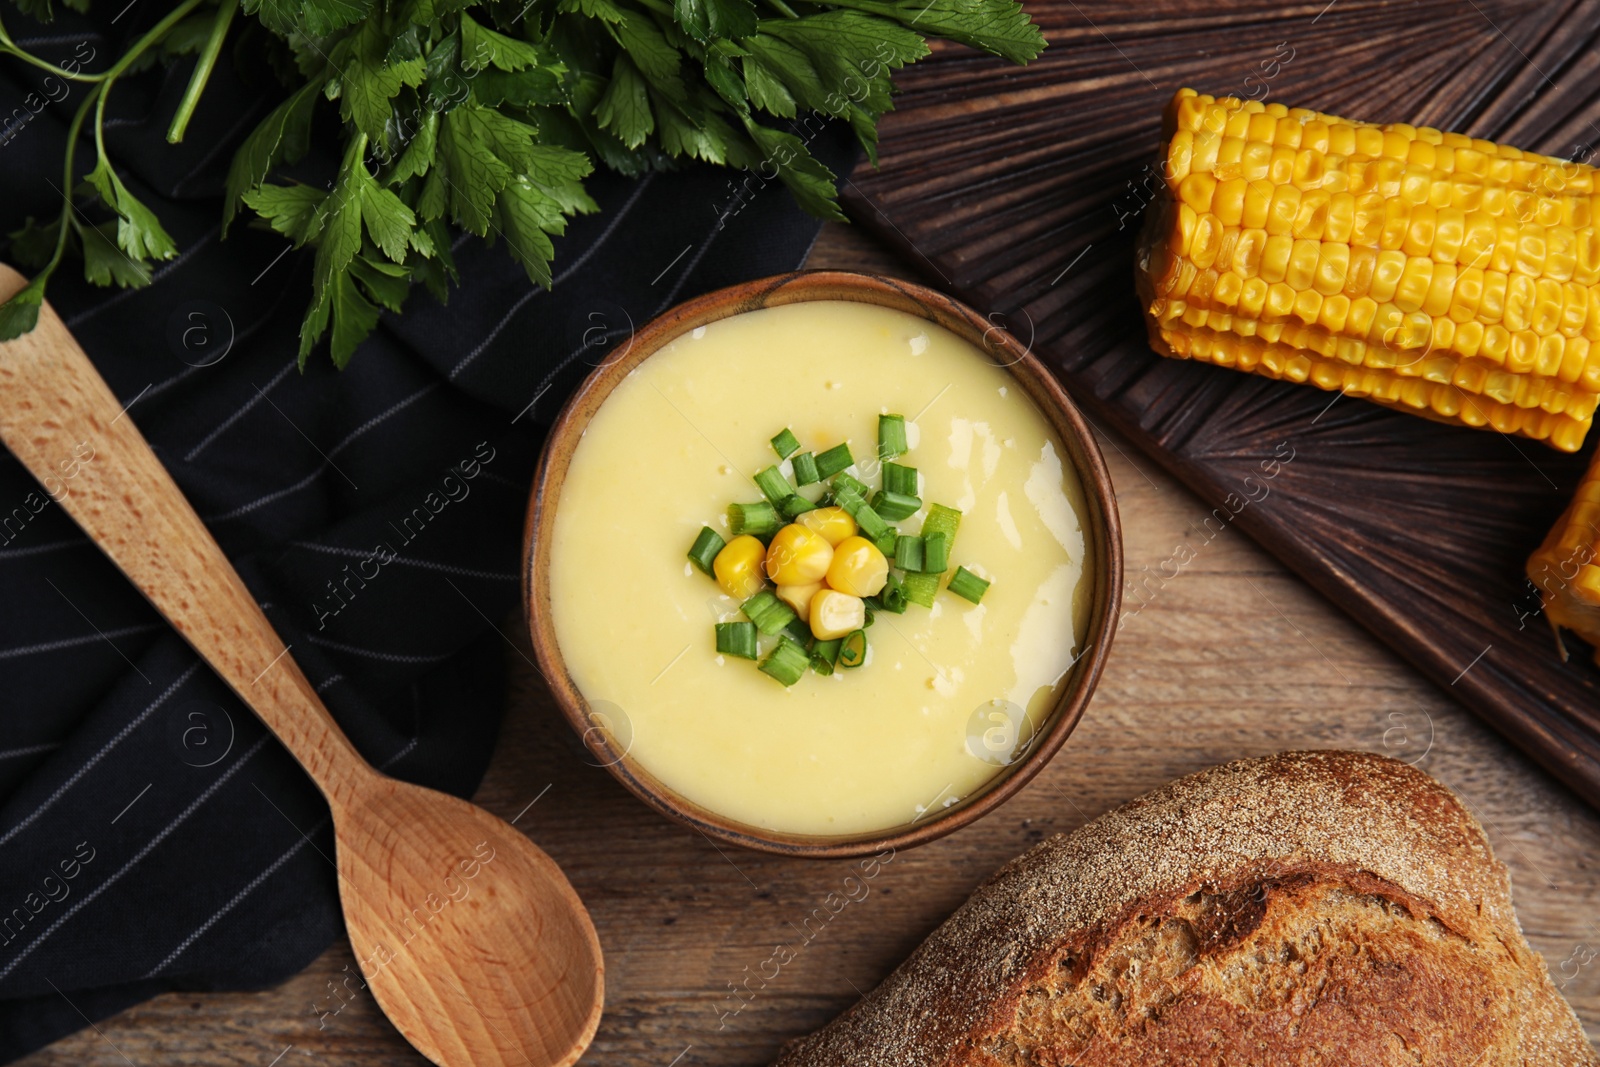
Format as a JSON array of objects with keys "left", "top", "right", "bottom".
[{"left": 773, "top": 751, "right": 1596, "bottom": 1067}]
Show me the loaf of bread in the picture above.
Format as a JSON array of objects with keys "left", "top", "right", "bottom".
[{"left": 773, "top": 751, "right": 1596, "bottom": 1066}]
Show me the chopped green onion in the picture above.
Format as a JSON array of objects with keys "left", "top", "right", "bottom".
[
  {"left": 894, "top": 534, "right": 924, "bottom": 572},
  {"left": 948, "top": 566, "right": 991, "bottom": 604},
  {"left": 810, "top": 638, "right": 841, "bottom": 675},
  {"left": 728, "top": 501, "right": 781, "bottom": 539},
  {"left": 830, "top": 477, "right": 890, "bottom": 538},
  {"left": 880, "top": 572, "right": 909, "bottom": 613},
  {"left": 923, "top": 502, "right": 962, "bottom": 543},
  {"left": 902, "top": 572, "right": 940, "bottom": 608},
  {"left": 771, "top": 428, "right": 800, "bottom": 459},
  {"left": 792, "top": 452, "right": 820, "bottom": 485},
  {"left": 814, "top": 443, "right": 854, "bottom": 480},
  {"left": 742, "top": 589, "right": 796, "bottom": 635},
  {"left": 877, "top": 414, "right": 908, "bottom": 460},
  {"left": 754, "top": 465, "right": 792, "bottom": 506},
  {"left": 872, "top": 526, "right": 899, "bottom": 557},
  {"left": 922, "top": 531, "right": 950, "bottom": 573},
  {"left": 904, "top": 504, "right": 961, "bottom": 604},
  {"left": 831, "top": 472, "right": 870, "bottom": 500},
  {"left": 838, "top": 629, "right": 867, "bottom": 668},
  {"left": 715, "top": 621, "right": 758, "bottom": 659},
  {"left": 759, "top": 636, "right": 810, "bottom": 686},
  {"left": 688, "top": 526, "right": 725, "bottom": 575},
  {"left": 882, "top": 462, "right": 918, "bottom": 496},
  {"left": 863, "top": 601, "right": 876, "bottom": 627},
  {"left": 780, "top": 494, "right": 818, "bottom": 520},
  {"left": 783, "top": 614, "right": 812, "bottom": 645},
  {"left": 854, "top": 503, "right": 891, "bottom": 541},
  {"left": 831, "top": 478, "right": 865, "bottom": 512},
  {"left": 872, "top": 490, "right": 921, "bottom": 521}
]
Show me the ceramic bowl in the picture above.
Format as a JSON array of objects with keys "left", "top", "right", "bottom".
[{"left": 524, "top": 271, "right": 1122, "bottom": 857}]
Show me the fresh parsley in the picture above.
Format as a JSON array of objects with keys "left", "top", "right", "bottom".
[{"left": 0, "top": 0, "right": 1044, "bottom": 365}]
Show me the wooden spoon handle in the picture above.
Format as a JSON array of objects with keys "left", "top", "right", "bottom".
[{"left": 0, "top": 266, "right": 368, "bottom": 798}]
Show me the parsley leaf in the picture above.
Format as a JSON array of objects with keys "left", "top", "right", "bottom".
[
  {"left": 338, "top": 20, "right": 426, "bottom": 150},
  {"left": 0, "top": 279, "right": 45, "bottom": 343},
  {"left": 460, "top": 12, "right": 546, "bottom": 72},
  {"left": 79, "top": 221, "right": 154, "bottom": 289},
  {"left": 327, "top": 270, "right": 381, "bottom": 367},
  {"left": 744, "top": 120, "right": 845, "bottom": 221},
  {"left": 8, "top": 218, "right": 60, "bottom": 270},
  {"left": 437, "top": 104, "right": 522, "bottom": 233},
  {"left": 243, "top": 184, "right": 327, "bottom": 244},
  {"left": 82, "top": 158, "right": 179, "bottom": 264},
  {"left": 595, "top": 55, "right": 653, "bottom": 148},
  {"left": 674, "top": 0, "right": 757, "bottom": 43},
  {"left": 223, "top": 80, "right": 319, "bottom": 233}
]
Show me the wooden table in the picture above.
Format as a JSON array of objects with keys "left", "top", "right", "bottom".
[{"left": 22, "top": 225, "right": 1600, "bottom": 1066}]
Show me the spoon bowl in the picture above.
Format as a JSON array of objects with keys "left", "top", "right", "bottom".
[
  {"left": 0, "top": 265, "right": 604, "bottom": 1067},
  {"left": 336, "top": 776, "right": 603, "bottom": 1066}
]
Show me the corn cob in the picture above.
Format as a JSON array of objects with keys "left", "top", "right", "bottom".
[
  {"left": 1136, "top": 88, "right": 1600, "bottom": 452},
  {"left": 1529, "top": 457, "right": 1600, "bottom": 661}
]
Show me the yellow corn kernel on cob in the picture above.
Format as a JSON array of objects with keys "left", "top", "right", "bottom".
[
  {"left": 1136, "top": 88, "right": 1600, "bottom": 452},
  {"left": 1529, "top": 458, "right": 1600, "bottom": 661}
]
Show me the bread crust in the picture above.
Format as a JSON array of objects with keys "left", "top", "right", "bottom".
[{"left": 772, "top": 751, "right": 1597, "bottom": 1067}]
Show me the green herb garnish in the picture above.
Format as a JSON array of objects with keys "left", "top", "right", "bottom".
[
  {"left": 882, "top": 462, "right": 918, "bottom": 496},
  {"left": 715, "top": 621, "right": 758, "bottom": 659},
  {"left": 903, "top": 503, "right": 961, "bottom": 606},
  {"left": 809, "top": 637, "right": 841, "bottom": 675},
  {"left": 779, "top": 494, "right": 818, "bottom": 520},
  {"left": 688, "top": 526, "right": 726, "bottom": 574},
  {"left": 831, "top": 472, "right": 870, "bottom": 500},
  {"left": 948, "top": 566, "right": 990, "bottom": 604},
  {"left": 871, "top": 489, "right": 920, "bottom": 521},
  {"left": 814, "top": 443, "right": 854, "bottom": 480},
  {"left": 771, "top": 428, "right": 800, "bottom": 459},
  {"left": 877, "top": 414, "right": 908, "bottom": 460},
  {"left": 754, "top": 465, "right": 792, "bottom": 506},
  {"left": 837, "top": 629, "right": 866, "bottom": 668},
  {"left": 792, "top": 452, "right": 820, "bottom": 486},
  {"left": 879, "top": 572, "right": 909, "bottom": 613},
  {"left": 759, "top": 636, "right": 810, "bottom": 686},
  {"left": 743, "top": 589, "right": 796, "bottom": 635},
  {"left": 0, "top": 0, "right": 1045, "bottom": 364},
  {"left": 728, "top": 501, "right": 781, "bottom": 539},
  {"left": 894, "top": 533, "right": 923, "bottom": 572}
]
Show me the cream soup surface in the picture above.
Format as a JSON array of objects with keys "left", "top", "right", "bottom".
[{"left": 549, "top": 301, "right": 1090, "bottom": 835}]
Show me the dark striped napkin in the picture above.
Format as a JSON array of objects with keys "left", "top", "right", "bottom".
[{"left": 0, "top": 5, "right": 853, "bottom": 1058}]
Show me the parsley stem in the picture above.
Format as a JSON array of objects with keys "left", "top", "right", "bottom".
[
  {"left": 763, "top": 0, "right": 801, "bottom": 16},
  {"left": 94, "top": 0, "right": 208, "bottom": 166},
  {"left": 168, "top": 0, "right": 240, "bottom": 144},
  {"left": 41, "top": 84, "right": 105, "bottom": 284},
  {"left": 0, "top": 11, "right": 111, "bottom": 82}
]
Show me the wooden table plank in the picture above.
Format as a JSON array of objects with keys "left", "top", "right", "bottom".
[{"left": 19, "top": 223, "right": 1600, "bottom": 1066}]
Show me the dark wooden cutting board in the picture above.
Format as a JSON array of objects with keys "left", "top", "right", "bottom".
[{"left": 841, "top": 0, "right": 1600, "bottom": 806}]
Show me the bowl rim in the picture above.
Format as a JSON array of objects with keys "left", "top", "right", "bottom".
[{"left": 523, "top": 270, "right": 1123, "bottom": 858}]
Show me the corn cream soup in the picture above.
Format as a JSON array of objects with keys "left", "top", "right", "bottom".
[{"left": 549, "top": 301, "right": 1090, "bottom": 835}]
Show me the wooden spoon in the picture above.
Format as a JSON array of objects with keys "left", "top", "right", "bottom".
[{"left": 0, "top": 266, "right": 603, "bottom": 1067}]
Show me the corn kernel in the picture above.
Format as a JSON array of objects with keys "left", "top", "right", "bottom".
[
  {"left": 809, "top": 589, "right": 866, "bottom": 641},
  {"left": 797, "top": 506, "right": 857, "bottom": 546},
  {"left": 776, "top": 582, "right": 822, "bottom": 618},
  {"left": 714, "top": 535, "right": 768, "bottom": 601},
  {"left": 766, "top": 524, "right": 833, "bottom": 585},
  {"left": 825, "top": 536, "right": 888, "bottom": 598}
]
